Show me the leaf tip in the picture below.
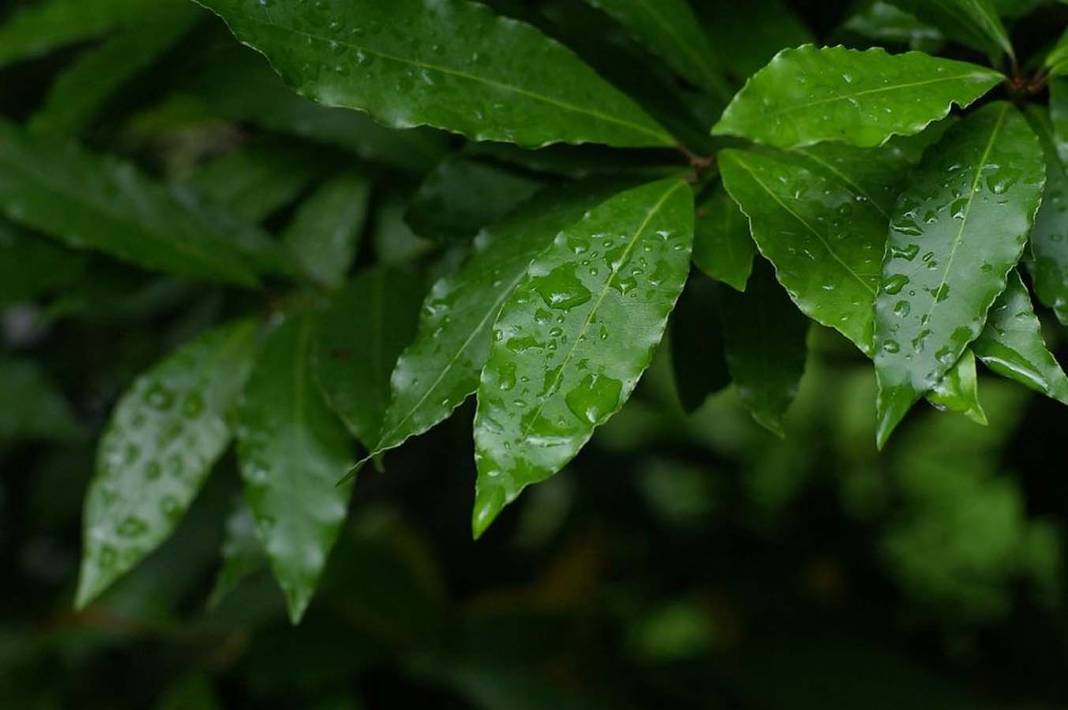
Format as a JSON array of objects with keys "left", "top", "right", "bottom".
[
  {"left": 471, "top": 485, "right": 506, "bottom": 540},
  {"left": 875, "top": 383, "right": 917, "bottom": 450}
]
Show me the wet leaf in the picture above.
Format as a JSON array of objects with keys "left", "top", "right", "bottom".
[
  {"left": 76, "top": 320, "right": 259, "bottom": 608},
  {"left": 712, "top": 45, "right": 1001, "bottom": 149},
  {"left": 692, "top": 186, "right": 754, "bottom": 292},
  {"left": 364, "top": 182, "right": 621, "bottom": 469},
  {"left": 583, "top": 0, "right": 731, "bottom": 99},
  {"left": 193, "top": 0, "right": 674, "bottom": 148},
  {"left": 874, "top": 102, "right": 1045, "bottom": 447},
  {"left": 209, "top": 496, "right": 267, "bottom": 608},
  {"left": 0, "top": 0, "right": 144, "bottom": 69},
  {"left": 315, "top": 267, "right": 425, "bottom": 449},
  {"left": 283, "top": 172, "right": 371, "bottom": 289},
  {"left": 237, "top": 314, "right": 354, "bottom": 623},
  {"left": 973, "top": 271, "right": 1068, "bottom": 404},
  {"left": 719, "top": 262, "right": 809, "bottom": 436},
  {"left": 0, "top": 118, "right": 276, "bottom": 286},
  {"left": 888, "top": 0, "right": 1015, "bottom": 59},
  {"left": 927, "top": 351, "right": 988, "bottom": 425},
  {"left": 473, "top": 178, "right": 693, "bottom": 536},
  {"left": 1024, "top": 106, "right": 1068, "bottom": 325},
  {"left": 670, "top": 271, "right": 730, "bottom": 413}
]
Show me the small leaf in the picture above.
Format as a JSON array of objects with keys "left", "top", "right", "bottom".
[
  {"left": 927, "top": 351, "right": 988, "bottom": 425},
  {"left": 0, "top": 118, "right": 273, "bottom": 286},
  {"left": 193, "top": 0, "right": 674, "bottom": 148},
  {"left": 874, "top": 102, "right": 1045, "bottom": 448},
  {"left": 973, "top": 271, "right": 1068, "bottom": 404},
  {"left": 283, "top": 172, "right": 371, "bottom": 289},
  {"left": 314, "top": 267, "right": 424, "bottom": 449},
  {"left": 473, "top": 178, "right": 693, "bottom": 537},
  {"left": 692, "top": 186, "right": 754, "bottom": 292},
  {"left": 888, "top": 0, "right": 1015, "bottom": 60},
  {"left": 0, "top": 0, "right": 144, "bottom": 69},
  {"left": 28, "top": 1, "right": 200, "bottom": 138},
  {"left": 583, "top": 0, "right": 731, "bottom": 99},
  {"left": 237, "top": 314, "right": 354, "bottom": 623},
  {"left": 404, "top": 157, "right": 543, "bottom": 242},
  {"left": 76, "top": 320, "right": 258, "bottom": 608},
  {"left": 719, "top": 262, "right": 809, "bottom": 436},
  {"left": 712, "top": 45, "right": 1001, "bottom": 150},
  {"left": 1025, "top": 105, "right": 1068, "bottom": 325},
  {"left": 670, "top": 271, "right": 730, "bottom": 413},
  {"left": 209, "top": 496, "right": 267, "bottom": 608}
]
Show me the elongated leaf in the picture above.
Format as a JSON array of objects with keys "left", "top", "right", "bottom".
[
  {"left": 365, "top": 183, "right": 619, "bottom": 469},
  {"left": 695, "top": 0, "right": 814, "bottom": 81},
  {"left": 927, "top": 351, "right": 988, "bottom": 424},
  {"left": 1025, "top": 106, "right": 1068, "bottom": 324},
  {"left": 974, "top": 271, "right": 1068, "bottom": 403},
  {"left": 194, "top": 0, "right": 673, "bottom": 148},
  {"left": 473, "top": 178, "right": 693, "bottom": 537},
  {"left": 0, "top": 357, "right": 82, "bottom": 443},
  {"left": 583, "top": 0, "right": 730, "bottom": 99},
  {"left": 692, "top": 186, "right": 754, "bottom": 292},
  {"left": 888, "top": 0, "right": 1015, "bottom": 59},
  {"left": 182, "top": 142, "right": 323, "bottom": 224},
  {"left": 29, "top": 1, "right": 200, "bottom": 137},
  {"left": 314, "top": 267, "right": 424, "bottom": 448},
  {"left": 712, "top": 45, "right": 1001, "bottom": 150},
  {"left": 191, "top": 47, "right": 448, "bottom": 172},
  {"left": 237, "top": 314, "right": 353, "bottom": 623},
  {"left": 282, "top": 173, "right": 370, "bottom": 289},
  {"left": 842, "top": 2, "right": 944, "bottom": 52},
  {"left": 1052, "top": 79, "right": 1068, "bottom": 165},
  {"left": 76, "top": 320, "right": 258, "bottom": 608},
  {"left": 670, "top": 271, "right": 730, "bottom": 413},
  {"left": 404, "top": 157, "right": 543, "bottom": 242},
  {"left": 719, "top": 262, "right": 808, "bottom": 436},
  {"left": 874, "top": 103, "right": 1045, "bottom": 447},
  {"left": 0, "top": 118, "right": 273, "bottom": 285},
  {"left": 209, "top": 496, "right": 266, "bottom": 607},
  {"left": 0, "top": 0, "right": 144, "bottom": 69},
  {"left": 0, "top": 219, "right": 86, "bottom": 305},
  {"left": 1047, "top": 28, "right": 1068, "bottom": 76}
]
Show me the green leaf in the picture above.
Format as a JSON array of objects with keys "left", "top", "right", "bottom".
[
  {"left": 874, "top": 102, "right": 1045, "bottom": 448},
  {"left": 927, "top": 351, "right": 988, "bottom": 425},
  {"left": 365, "top": 183, "right": 619, "bottom": 469},
  {"left": 236, "top": 314, "right": 354, "bottom": 623},
  {"left": 841, "top": 2, "right": 944, "bottom": 53},
  {"left": 209, "top": 496, "right": 267, "bottom": 608},
  {"left": 404, "top": 157, "right": 543, "bottom": 242},
  {"left": 0, "top": 0, "right": 144, "bottom": 69},
  {"left": 888, "top": 0, "right": 1015, "bottom": 60},
  {"left": 1047, "top": 28, "right": 1068, "bottom": 76},
  {"left": 0, "top": 357, "right": 82, "bottom": 444},
  {"left": 694, "top": 0, "right": 814, "bottom": 81},
  {"left": 719, "top": 147, "right": 885, "bottom": 353},
  {"left": 712, "top": 45, "right": 1001, "bottom": 150},
  {"left": 282, "top": 172, "right": 370, "bottom": 289},
  {"left": 1052, "top": 79, "right": 1068, "bottom": 165},
  {"left": 582, "top": 0, "right": 731, "bottom": 99},
  {"left": 692, "top": 186, "right": 754, "bottom": 292},
  {"left": 76, "top": 320, "right": 258, "bottom": 608},
  {"left": 973, "top": 270, "right": 1068, "bottom": 403},
  {"left": 193, "top": 0, "right": 674, "bottom": 148},
  {"left": 0, "top": 219, "right": 86, "bottom": 305},
  {"left": 314, "top": 267, "right": 424, "bottom": 449},
  {"left": 28, "top": 1, "right": 200, "bottom": 138},
  {"left": 0, "top": 118, "right": 273, "bottom": 286},
  {"left": 670, "top": 271, "right": 730, "bottom": 413},
  {"left": 181, "top": 141, "right": 324, "bottom": 225},
  {"left": 1024, "top": 106, "right": 1068, "bottom": 325},
  {"left": 718, "top": 262, "right": 809, "bottom": 437},
  {"left": 472, "top": 178, "right": 693, "bottom": 536}
]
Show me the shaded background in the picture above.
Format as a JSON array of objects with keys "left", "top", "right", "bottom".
[{"left": 3, "top": 0, "right": 1068, "bottom": 707}]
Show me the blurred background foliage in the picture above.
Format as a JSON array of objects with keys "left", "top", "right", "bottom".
[{"left": 2, "top": 0, "right": 1068, "bottom": 707}]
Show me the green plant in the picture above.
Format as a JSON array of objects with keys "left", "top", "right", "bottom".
[{"left": 1, "top": 0, "right": 1066, "bottom": 628}]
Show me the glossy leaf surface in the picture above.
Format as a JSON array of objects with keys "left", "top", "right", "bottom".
[
  {"left": 209, "top": 497, "right": 267, "bottom": 607},
  {"left": 874, "top": 103, "right": 1045, "bottom": 447},
  {"left": 314, "top": 267, "right": 424, "bottom": 448},
  {"left": 1025, "top": 107, "right": 1068, "bottom": 325},
  {"left": 473, "top": 178, "right": 693, "bottom": 536},
  {"left": 584, "top": 0, "right": 730, "bottom": 98},
  {"left": 719, "top": 262, "right": 809, "bottom": 436},
  {"left": 712, "top": 45, "right": 1001, "bottom": 149},
  {"left": 973, "top": 271, "right": 1068, "bottom": 404},
  {"left": 842, "top": 2, "right": 944, "bottom": 52},
  {"left": 692, "top": 186, "right": 754, "bottom": 292},
  {"left": 194, "top": 0, "right": 674, "bottom": 147},
  {"left": 0, "top": 118, "right": 273, "bottom": 285},
  {"left": 888, "top": 0, "right": 1015, "bottom": 59},
  {"left": 927, "top": 351, "right": 987, "bottom": 425},
  {"left": 77, "top": 320, "right": 258, "bottom": 608},
  {"left": 237, "top": 315, "right": 353, "bottom": 623},
  {"left": 369, "top": 183, "right": 621, "bottom": 465},
  {"left": 283, "top": 172, "right": 371, "bottom": 288}
]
